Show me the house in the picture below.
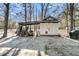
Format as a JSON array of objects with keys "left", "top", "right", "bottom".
[{"left": 18, "top": 16, "right": 60, "bottom": 36}]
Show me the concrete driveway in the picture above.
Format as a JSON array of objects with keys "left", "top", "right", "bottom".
[{"left": 0, "top": 36, "right": 79, "bottom": 56}]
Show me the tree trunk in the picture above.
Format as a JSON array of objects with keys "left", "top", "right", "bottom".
[
  {"left": 41, "top": 3, "right": 44, "bottom": 20},
  {"left": 36, "top": 5, "right": 37, "bottom": 34},
  {"left": 70, "top": 3, "right": 74, "bottom": 31},
  {"left": 2, "top": 3, "right": 9, "bottom": 38},
  {"left": 25, "top": 3, "right": 27, "bottom": 22},
  {"left": 29, "top": 3, "right": 32, "bottom": 31},
  {"left": 66, "top": 3, "right": 69, "bottom": 32},
  {"left": 44, "top": 3, "right": 49, "bottom": 18},
  {"left": 24, "top": 3, "right": 28, "bottom": 31}
]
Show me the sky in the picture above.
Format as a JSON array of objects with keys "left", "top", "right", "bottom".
[{"left": 0, "top": 3, "right": 65, "bottom": 22}]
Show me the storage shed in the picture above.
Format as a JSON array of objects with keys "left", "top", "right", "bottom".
[{"left": 18, "top": 16, "right": 60, "bottom": 36}]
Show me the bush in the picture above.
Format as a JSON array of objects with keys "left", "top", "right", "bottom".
[{"left": 69, "top": 30, "right": 79, "bottom": 40}]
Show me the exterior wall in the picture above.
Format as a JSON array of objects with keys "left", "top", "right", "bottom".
[
  {"left": 27, "top": 24, "right": 40, "bottom": 32},
  {"left": 40, "top": 23, "right": 59, "bottom": 35},
  {"left": 23, "top": 23, "right": 60, "bottom": 36}
]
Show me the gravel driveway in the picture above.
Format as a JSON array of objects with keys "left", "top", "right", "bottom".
[{"left": 0, "top": 36, "right": 79, "bottom": 56}]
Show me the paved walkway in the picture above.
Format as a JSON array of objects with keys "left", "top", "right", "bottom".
[{"left": 0, "top": 36, "right": 79, "bottom": 56}]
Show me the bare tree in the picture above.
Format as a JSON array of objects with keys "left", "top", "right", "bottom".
[
  {"left": 2, "top": 3, "right": 9, "bottom": 38},
  {"left": 24, "top": 3, "right": 27, "bottom": 22},
  {"left": 40, "top": 3, "right": 53, "bottom": 20},
  {"left": 64, "top": 3, "right": 69, "bottom": 32},
  {"left": 40, "top": 3, "right": 45, "bottom": 20},
  {"left": 29, "top": 3, "right": 32, "bottom": 31},
  {"left": 69, "top": 3, "right": 74, "bottom": 31},
  {"left": 66, "top": 3, "right": 69, "bottom": 32},
  {"left": 44, "top": 3, "right": 49, "bottom": 18},
  {"left": 36, "top": 5, "right": 37, "bottom": 32},
  {"left": 24, "top": 3, "right": 28, "bottom": 31}
]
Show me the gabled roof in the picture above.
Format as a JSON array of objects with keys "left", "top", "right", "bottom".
[
  {"left": 43, "top": 16, "right": 58, "bottom": 21},
  {"left": 18, "top": 16, "right": 59, "bottom": 25}
]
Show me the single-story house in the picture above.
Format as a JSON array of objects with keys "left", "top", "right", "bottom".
[{"left": 18, "top": 16, "right": 60, "bottom": 36}]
